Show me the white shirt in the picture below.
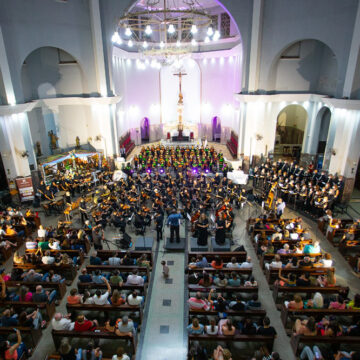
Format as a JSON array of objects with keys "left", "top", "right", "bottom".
[
  {"left": 321, "top": 259, "right": 333, "bottom": 268},
  {"left": 108, "top": 257, "right": 121, "bottom": 266},
  {"left": 51, "top": 317, "right": 74, "bottom": 331},
  {"left": 112, "top": 355, "right": 130, "bottom": 360},
  {"left": 226, "top": 262, "right": 241, "bottom": 268},
  {"left": 93, "top": 291, "right": 109, "bottom": 305},
  {"left": 49, "top": 241, "right": 60, "bottom": 250},
  {"left": 265, "top": 261, "right": 282, "bottom": 270},
  {"left": 205, "top": 325, "right": 219, "bottom": 335},
  {"left": 240, "top": 261, "right": 253, "bottom": 269},
  {"left": 38, "top": 229, "right": 47, "bottom": 238},
  {"left": 126, "top": 275, "right": 144, "bottom": 285},
  {"left": 42, "top": 256, "right": 55, "bottom": 264},
  {"left": 127, "top": 294, "right": 142, "bottom": 306}
]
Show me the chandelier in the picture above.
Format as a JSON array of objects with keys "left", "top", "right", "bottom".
[{"left": 112, "top": 0, "right": 221, "bottom": 63}]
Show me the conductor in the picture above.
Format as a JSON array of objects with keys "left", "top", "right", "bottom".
[{"left": 167, "top": 209, "right": 182, "bottom": 243}]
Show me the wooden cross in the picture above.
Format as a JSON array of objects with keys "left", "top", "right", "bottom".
[{"left": 173, "top": 70, "right": 187, "bottom": 95}]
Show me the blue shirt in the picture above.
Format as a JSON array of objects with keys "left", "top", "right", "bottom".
[{"left": 167, "top": 213, "right": 182, "bottom": 226}]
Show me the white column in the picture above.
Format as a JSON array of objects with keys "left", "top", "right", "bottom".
[
  {"left": 0, "top": 26, "right": 16, "bottom": 105},
  {"left": 248, "top": 0, "right": 264, "bottom": 92},
  {"left": 89, "top": 0, "right": 108, "bottom": 97},
  {"left": 343, "top": 2, "right": 360, "bottom": 98}
]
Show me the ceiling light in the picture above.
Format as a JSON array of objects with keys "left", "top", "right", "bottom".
[
  {"left": 204, "top": 36, "right": 210, "bottom": 43},
  {"left": 145, "top": 25, "right": 152, "bottom": 35},
  {"left": 168, "top": 24, "right": 176, "bottom": 34},
  {"left": 143, "top": 41, "right": 148, "bottom": 49},
  {"left": 176, "top": 40, "right": 181, "bottom": 47},
  {"left": 128, "top": 40, "right": 133, "bottom": 47},
  {"left": 125, "top": 27, "right": 132, "bottom": 37},
  {"left": 160, "top": 41, "right": 165, "bottom": 49},
  {"left": 191, "top": 39, "right": 197, "bottom": 46},
  {"left": 207, "top": 27, "right": 214, "bottom": 36},
  {"left": 111, "top": 32, "right": 122, "bottom": 45},
  {"left": 191, "top": 24, "right": 198, "bottom": 34},
  {"left": 213, "top": 30, "right": 220, "bottom": 41}
]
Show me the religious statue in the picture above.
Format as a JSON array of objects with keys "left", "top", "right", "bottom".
[
  {"left": 48, "top": 130, "right": 58, "bottom": 150},
  {"left": 173, "top": 69, "right": 187, "bottom": 139},
  {"left": 75, "top": 136, "right": 80, "bottom": 149},
  {"left": 35, "top": 141, "right": 42, "bottom": 157}
]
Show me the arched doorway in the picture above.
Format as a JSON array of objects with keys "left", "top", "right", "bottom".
[
  {"left": 141, "top": 117, "right": 150, "bottom": 144},
  {"left": 212, "top": 116, "right": 221, "bottom": 142},
  {"left": 315, "top": 106, "right": 331, "bottom": 169},
  {"left": 274, "top": 105, "right": 308, "bottom": 160}
]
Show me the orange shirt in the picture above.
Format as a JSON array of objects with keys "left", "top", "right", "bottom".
[
  {"left": 67, "top": 295, "right": 82, "bottom": 304},
  {"left": 5, "top": 228, "right": 16, "bottom": 236}
]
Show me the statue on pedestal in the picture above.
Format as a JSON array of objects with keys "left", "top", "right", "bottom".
[
  {"left": 48, "top": 130, "right": 58, "bottom": 152},
  {"left": 35, "top": 141, "right": 42, "bottom": 157},
  {"left": 75, "top": 136, "right": 80, "bottom": 149}
]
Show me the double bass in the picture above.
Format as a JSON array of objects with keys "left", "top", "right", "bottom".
[{"left": 265, "top": 182, "right": 278, "bottom": 209}]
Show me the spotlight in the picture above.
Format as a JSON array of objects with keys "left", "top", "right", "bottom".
[
  {"left": 204, "top": 36, "right": 210, "bottom": 43},
  {"left": 159, "top": 168, "right": 164, "bottom": 174},
  {"left": 146, "top": 168, "right": 151, "bottom": 174},
  {"left": 192, "top": 168, "right": 198, "bottom": 175},
  {"left": 125, "top": 27, "right": 132, "bottom": 37},
  {"left": 205, "top": 168, "right": 210, "bottom": 174},
  {"left": 145, "top": 25, "right": 152, "bottom": 35}
]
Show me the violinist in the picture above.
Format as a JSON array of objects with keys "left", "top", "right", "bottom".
[
  {"left": 79, "top": 197, "right": 88, "bottom": 224},
  {"left": 196, "top": 213, "right": 209, "bottom": 246}
]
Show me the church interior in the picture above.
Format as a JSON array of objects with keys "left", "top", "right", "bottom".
[{"left": 1, "top": 0, "right": 360, "bottom": 359}]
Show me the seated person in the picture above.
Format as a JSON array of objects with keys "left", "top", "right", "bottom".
[
  {"left": 74, "top": 314, "right": 98, "bottom": 332},
  {"left": 265, "top": 254, "right": 283, "bottom": 270},
  {"left": 285, "top": 294, "right": 304, "bottom": 310},
  {"left": 92, "top": 277, "right": 111, "bottom": 305},
  {"left": 127, "top": 290, "right": 143, "bottom": 306},
  {"left": 188, "top": 290, "right": 213, "bottom": 311},
  {"left": 205, "top": 318, "right": 219, "bottom": 335},
  {"left": 110, "top": 270, "right": 123, "bottom": 286},
  {"left": 187, "top": 317, "right": 204, "bottom": 334},
  {"left": 293, "top": 316, "right": 317, "bottom": 336},
  {"left": 67, "top": 288, "right": 82, "bottom": 304},
  {"left": 198, "top": 272, "right": 213, "bottom": 287},
  {"left": 240, "top": 256, "right": 253, "bottom": 269},
  {"left": 218, "top": 318, "right": 236, "bottom": 335},
  {"left": 110, "top": 290, "right": 126, "bottom": 306},
  {"left": 304, "top": 292, "right": 324, "bottom": 309},
  {"left": 78, "top": 268, "right": 92, "bottom": 283},
  {"left": 117, "top": 315, "right": 135, "bottom": 337},
  {"left": 211, "top": 256, "right": 223, "bottom": 269},
  {"left": 303, "top": 240, "right": 321, "bottom": 254},
  {"left": 41, "top": 250, "right": 55, "bottom": 265},
  {"left": 226, "top": 257, "right": 241, "bottom": 268},
  {"left": 126, "top": 270, "right": 144, "bottom": 286},
  {"left": 90, "top": 251, "right": 102, "bottom": 265},
  {"left": 227, "top": 272, "right": 241, "bottom": 287},
  {"left": 214, "top": 273, "right": 227, "bottom": 287},
  {"left": 32, "top": 285, "right": 57, "bottom": 304},
  {"left": 51, "top": 312, "right": 74, "bottom": 331},
  {"left": 256, "top": 316, "right": 277, "bottom": 337}
]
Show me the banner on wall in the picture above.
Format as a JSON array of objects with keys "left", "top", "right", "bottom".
[{"left": 15, "top": 177, "right": 34, "bottom": 202}]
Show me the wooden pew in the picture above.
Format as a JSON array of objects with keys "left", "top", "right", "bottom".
[
  {"left": 96, "top": 250, "right": 153, "bottom": 266},
  {"left": 272, "top": 284, "right": 348, "bottom": 303},
  {"left": 51, "top": 330, "right": 136, "bottom": 354},
  {"left": 189, "top": 284, "right": 258, "bottom": 294},
  {"left": 0, "top": 301, "right": 56, "bottom": 320},
  {"left": 189, "top": 309, "right": 266, "bottom": 317},
  {"left": 259, "top": 253, "right": 321, "bottom": 270},
  {"left": 290, "top": 334, "right": 360, "bottom": 355},
  {"left": 14, "top": 263, "right": 77, "bottom": 280},
  {"left": 0, "top": 326, "right": 42, "bottom": 348},
  {"left": 187, "top": 268, "right": 252, "bottom": 275},
  {"left": 189, "top": 333, "right": 275, "bottom": 352},
  {"left": 66, "top": 303, "right": 143, "bottom": 322},
  {"left": 265, "top": 267, "right": 334, "bottom": 285},
  {"left": 85, "top": 265, "right": 150, "bottom": 279},
  {"left": 6, "top": 280, "right": 67, "bottom": 299},
  {"left": 25, "top": 249, "right": 85, "bottom": 265},
  {"left": 280, "top": 305, "right": 360, "bottom": 327},
  {"left": 187, "top": 252, "right": 247, "bottom": 264}
]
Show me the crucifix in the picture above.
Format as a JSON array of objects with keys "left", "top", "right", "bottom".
[
  {"left": 173, "top": 70, "right": 187, "bottom": 105},
  {"left": 173, "top": 70, "right": 187, "bottom": 137}
]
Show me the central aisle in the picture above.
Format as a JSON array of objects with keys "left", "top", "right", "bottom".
[{"left": 138, "top": 227, "right": 187, "bottom": 360}]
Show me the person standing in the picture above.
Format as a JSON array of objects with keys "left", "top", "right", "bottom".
[
  {"left": 215, "top": 213, "right": 226, "bottom": 245},
  {"left": 196, "top": 213, "right": 209, "bottom": 246},
  {"left": 79, "top": 197, "right": 88, "bottom": 224},
  {"left": 276, "top": 198, "right": 286, "bottom": 219},
  {"left": 155, "top": 212, "right": 164, "bottom": 241},
  {"left": 167, "top": 210, "right": 182, "bottom": 243}
]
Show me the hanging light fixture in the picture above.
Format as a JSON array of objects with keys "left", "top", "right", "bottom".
[
  {"left": 191, "top": 24, "right": 198, "bottom": 34},
  {"left": 145, "top": 25, "right": 152, "bottom": 35},
  {"left": 213, "top": 30, "right": 220, "bottom": 41},
  {"left": 204, "top": 36, "right": 210, "bottom": 43},
  {"left": 168, "top": 24, "right": 176, "bottom": 34},
  {"left": 111, "top": 32, "right": 122, "bottom": 45},
  {"left": 159, "top": 41, "right": 165, "bottom": 49},
  {"left": 176, "top": 40, "right": 181, "bottom": 47},
  {"left": 125, "top": 27, "right": 132, "bottom": 37},
  {"left": 128, "top": 39, "right": 133, "bottom": 47},
  {"left": 207, "top": 27, "right": 214, "bottom": 36},
  {"left": 191, "top": 38, "right": 197, "bottom": 46},
  {"left": 143, "top": 41, "right": 148, "bottom": 49}
]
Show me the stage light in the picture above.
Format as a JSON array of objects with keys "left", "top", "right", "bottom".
[
  {"left": 159, "top": 168, "right": 164, "bottom": 174},
  {"left": 168, "top": 24, "right": 176, "bottom": 34},
  {"left": 146, "top": 168, "right": 151, "bottom": 174},
  {"left": 191, "top": 24, "right": 198, "bottom": 34},
  {"left": 207, "top": 27, "right": 214, "bottom": 36},
  {"left": 145, "top": 25, "right": 152, "bottom": 35},
  {"left": 205, "top": 168, "right": 210, "bottom": 174},
  {"left": 125, "top": 27, "right": 132, "bottom": 37},
  {"left": 192, "top": 168, "right": 198, "bottom": 175}
]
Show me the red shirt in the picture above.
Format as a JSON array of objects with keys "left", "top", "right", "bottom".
[{"left": 74, "top": 320, "right": 96, "bottom": 332}]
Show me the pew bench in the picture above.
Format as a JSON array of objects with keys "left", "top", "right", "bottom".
[
  {"left": 0, "top": 326, "right": 42, "bottom": 348},
  {"left": 51, "top": 329, "right": 136, "bottom": 354},
  {"left": 187, "top": 252, "right": 247, "bottom": 264},
  {"left": 259, "top": 253, "right": 321, "bottom": 270},
  {"left": 14, "top": 263, "right": 77, "bottom": 281},
  {"left": 0, "top": 301, "right": 56, "bottom": 320},
  {"left": 6, "top": 280, "right": 67, "bottom": 299},
  {"left": 25, "top": 249, "right": 85, "bottom": 264}
]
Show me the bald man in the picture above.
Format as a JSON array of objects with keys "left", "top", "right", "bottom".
[{"left": 51, "top": 312, "right": 74, "bottom": 331}]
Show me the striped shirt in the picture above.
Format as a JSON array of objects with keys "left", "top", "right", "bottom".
[{"left": 188, "top": 297, "right": 210, "bottom": 311}]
